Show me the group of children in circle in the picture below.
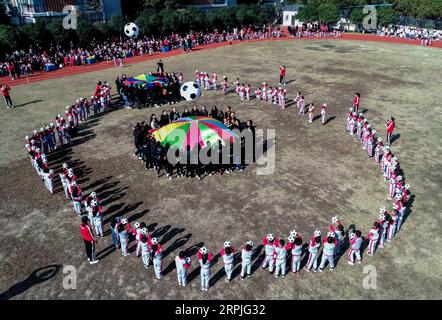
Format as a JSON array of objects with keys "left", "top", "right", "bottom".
[{"left": 23, "top": 74, "right": 412, "bottom": 291}]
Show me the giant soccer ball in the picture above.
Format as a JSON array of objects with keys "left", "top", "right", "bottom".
[
  {"left": 180, "top": 81, "right": 202, "bottom": 101},
  {"left": 124, "top": 22, "right": 139, "bottom": 38}
]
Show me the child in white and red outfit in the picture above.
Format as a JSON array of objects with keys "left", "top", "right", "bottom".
[
  {"left": 140, "top": 229, "right": 152, "bottom": 268},
  {"left": 279, "top": 89, "right": 287, "bottom": 109},
  {"left": 255, "top": 87, "right": 262, "bottom": 100},
  {"left": 175, "top": 251, "right": 191, "bottom": 287},
  {"left": 367, "top": 129, "right": 376, "bottom": 158},
  {"left": 151, "top": 237, "right": 163, "bottom": 279},
  {"left": 211, "top": 73, "right": 217, "bottom": 90},
  {"left": 362, "top": 123, "right": 371, "bottom": 150},
  {"left": 220, "top": 241, "right": 235, "bottom": 282},
  {"left": 274, "top": 239, "right": 291, "bottom": 278},
  {"left": 367, "top": 221, "right": 381, "bottom": 256},
  {"left": 241, "top": 241, "right": 254, "bottom": 280},
  {"left": 304, "top": 230, "right": 321, "bottom": 272},
  {"left": 387, "top": 209, "right": 398, "bottom": 241},
  {"left": 378, "top": 208, "right": 389, "bottom": 249},
  {"left": 381, "top": 147, "right": 391, "bottom": 176},
  {"left": 347, "top": 230, "right": 362, "bottom": 265},
  {"left": 374, "top": 137, "right": 384, "bottom": 165},
  {"left": 89, "top": 199, "right": 103, "bottom": 237},
  {"left": 262, "top": 83, "right": 268, "bottom": 101},
  {"left": 43, "top": 169, "right": 55, "bottom": 194},
  {"left": 289, "top": 231, "right": 303, "bottom": 274},
  {"left": 198, "top": 247, "right": 213, "bottom": 291},
  {"left": 346, "top": 108, "right": 353, "bottom": 132},
  {"left": 245, "top": 84, "right": 251, "bottom": 101},
  {"left": 388, "top": 173, "right": 401, "bottom": 200},
  {"left": 239, "top": 84, "right": 245, "bottom": 100},
  {"left": 133, "top": 222, "right": 145, "bottom": 257},
  {"left": 195, "top": 70, "right": 200, "bottom": 86},
  {"left": 298, "top": 96, "right": 305, "bottom": 115},
  {"left": 394, "top": 193, "right": 406, "bottom": 233},
  {"left": 329, "top": 216, "right": 344, "bottom": 257},
  {"left": 262, "top": 234, "right": 278, "bottom": 273},
  {"left": 294, "top": 92, "right": 301, "bottom": 103},
  {"left": 204, "top": 73, "right": 210, "bottom": 90},
  {"left": 349, "top": 112, "right": 357, "bottom": 135},
  {"left": 234, "top": 78, "right": 241, "bottom": 95},
  {"left": 308, "top": 103, "right": 315, "bottom": 123},
  {"left": 223, "top": 76, "right": 228, "bottom": 95},
  {"left": 266, "top": 87, "right": 273, "bottom": 103},
  {"left": 320, "top": 103, "right": 328, "bottom": 124},
  {"left": 118, "top": 219, "right": 130, "bottom": 257},
  {"left": 356, "top": 116, "right": 364, "bottom": 140},
  {"left": 319, "top": 232, "right": 338, "bottom": 271}
]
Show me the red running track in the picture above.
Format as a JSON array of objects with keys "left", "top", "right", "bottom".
[{"left": 3, "top": 33, "right": 441, "bottom": 88}]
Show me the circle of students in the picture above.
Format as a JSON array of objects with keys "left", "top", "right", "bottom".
[{"left": 24, "top": 74, "right": 411, "bottom": 292}]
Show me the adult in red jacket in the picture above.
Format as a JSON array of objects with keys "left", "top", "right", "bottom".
[
  {"left": 80, "top": 216, "right": 99, "bottom": 264},
  {"left": 353, "top": 92, "right": 361, "bottom": 113},
  {"left": 385, "top": 117, "right": 396, "bottom": 146},
  {"left": 1, "top": 83, "right": 14, "bottom": 109},
  {"left": 279, "top": 65, "right": 286, "bottom": 85}
]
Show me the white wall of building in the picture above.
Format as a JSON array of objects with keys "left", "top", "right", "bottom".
[{"left": 282, "top": 10, "right": 301, "bottom": 27}]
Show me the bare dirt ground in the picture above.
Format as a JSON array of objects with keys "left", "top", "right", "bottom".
[{"left": 0, "top": 39, "right": 441, "bottom": 300}]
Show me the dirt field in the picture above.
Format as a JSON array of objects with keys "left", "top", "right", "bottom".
[{"left": 0, "top": 39, "right": 441, "bottom": 300}]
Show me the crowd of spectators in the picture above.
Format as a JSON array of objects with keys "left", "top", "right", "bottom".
[
  {"left": 375, "top": 25, "right": 442, "bottom": 43},
  {"left": 0, "top": 25, "right": 285, "bottom": 80},
  {"left": 288, "top": 23, "right": 342, "bottom": 38}
]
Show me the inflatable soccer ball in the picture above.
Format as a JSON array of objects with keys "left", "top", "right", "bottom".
[
  {"left": 124, "top": 22, "right": 139, "bottom": 38},
  {"left": 180, "top": 81, "right": 202, "bottom": 101}
]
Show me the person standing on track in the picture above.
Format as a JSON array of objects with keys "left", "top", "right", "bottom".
[{"left": 1, "top": 84, "right": 14, "bottom": 109}]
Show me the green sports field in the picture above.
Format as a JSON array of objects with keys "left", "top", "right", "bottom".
[{"left": 0, "top": 39, "right": 441, "bottom": 299}]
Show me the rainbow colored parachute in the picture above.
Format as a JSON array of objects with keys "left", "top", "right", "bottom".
[
  {"left": 150, "top": 116, "right": 239, "bottom": 150},
  {"left": 123, "top": 74, "right": 171, "bottom": 89}
]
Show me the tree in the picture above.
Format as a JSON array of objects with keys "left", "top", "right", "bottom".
[
  {"left": 164, "top": 0, "right": 179, "bottom": 10},
  {"left": 317, "top": 2, "right": 341, "bottom": 23},
  {"left": 160, "top": 9, "right": 179, "bottom": 35},
  {"left": 377, "top": 7, "right": 397, "bottom": 27},
  {"left": 135, "top": 9, "right": 161, "bottom": 36},
  {"left": 46, "top": 19, "right": 78, "bottom": 47},
  {"left": 107, "top": 15, "right": 124, "bottom": 36},
  {"left": 349, "top": 7, "right": 364, "bottom": 27},
  {"left": 93, "top": 22, "right": 112, "bottom": 40},
  {"left": 19, "top": 19, "right": 55, "bottom": 48},
  {"left": 144, "top": 0, "right": 162, "bottom": 13},
  {"left": 0, "top": 25, "right": 20, "bottom": 57},
  {"left": 392, "top": 0, "right": 442, "bottom": 20},
  {"left": 297, "top": 1, "right": 319, "bottom": 22},
  {"left": 77, "top": 20, "right": 100, "bottom": 47},
  {"left": 235, "top": 4, "right": 257, "bottom": 27}
]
